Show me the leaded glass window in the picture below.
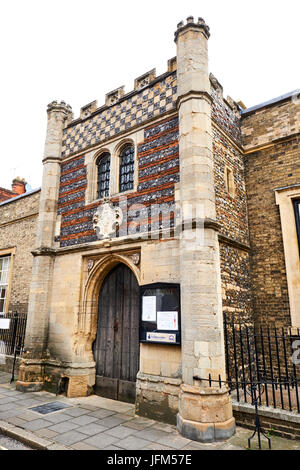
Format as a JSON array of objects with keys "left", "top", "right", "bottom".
[
  {"left": 0, "top": 256, "right": 10, "bottom": 315},
  {"left": 119, "top": 145, "right": 135, "bottom": 193},
  {"left": 294, "top": 199, "right": 300, "bottom": 254},
  {"left": 97, "top": 153, "right": 111, "bottom": 199}
]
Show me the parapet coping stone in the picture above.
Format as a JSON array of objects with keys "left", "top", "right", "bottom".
[{"left": 232, "top": 400, "right": 300, "bottom": 424}]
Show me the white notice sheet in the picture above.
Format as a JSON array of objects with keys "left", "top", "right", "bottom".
[
  {"left": 157, "top": 311, "right": 178, "bottom": 331},
  {"left": 142, "top": 296, "right": 157, "bottom": 322}
]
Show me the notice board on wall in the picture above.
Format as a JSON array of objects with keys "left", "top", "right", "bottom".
[{"left": 140, "top": 283, "right": 181, "bottom": 345}]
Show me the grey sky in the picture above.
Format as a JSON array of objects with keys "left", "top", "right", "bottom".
[{"left": 0, "top": 0, "right": 299, "bottom": 190}]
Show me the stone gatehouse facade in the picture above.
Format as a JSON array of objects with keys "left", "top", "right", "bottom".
[{"left": 0, "top": 16, "right": 298, "bottom": 442}]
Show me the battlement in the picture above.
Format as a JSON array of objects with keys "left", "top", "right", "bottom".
[
  {"left": 64, "top": 59, "right": 178, "bottom": 130},
  {"left": 210, "top": 73, "right": 242, "bottom": 117},
  {"left": 174, "top": 16, "right": 210, "bottom": 42},
  {"left": 47, "top": 100, "right": 73, "bottom": 115},
  {"left": 59, "top": 19, "right": 243, "bottom": 158}
]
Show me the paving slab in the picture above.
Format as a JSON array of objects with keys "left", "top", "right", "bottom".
[
  {"left": 71, "top": 441, "right": 99, "bottom": 450},
  {"left": 20, "top": 418, "right": 53, "bottom": 432},
  {"left": 0, "top": 374, "right": 10, "bottom": 384},
  {"left": 68, "top": 415, "right": 98, "bottom": 426},
  {"left": 0, "top": 410, "right": 25, "bottom": 420},
  {"left": 123, "top": 417, "right": 155, "bottom": 430},
  {"left": 18, "top": 411, "right": 43, "bottom": 421},
  {"left": 34, "top": 428, "right": 58, "bottom": 439},
  {"left": 77, "top": 423, "right": 108, "bottom": 436},
  {"left": 83, "top": 432, "right": 118, "bottom": 449},
  {"left": 114, "top": 413, "right": 134, "bottom": 422},
  {"left": 105, "top": 425, "right": 138, "bottom": 439},
  {"left": 135, "top": 427, "right": 173, "bottom": 443},
  {"left": 145, "top": 443, "right": 174, "bottom": 450},
  {"left": 55, "top": 430, "right": 88, "bottom": 446},
  {"left": 15, "top": 399, "right": 42, "bottom": 407},
  {"left": 0, "top": 396, "right": 20, "bottom": 404},
  {"left": 117, "top": 435, "right": 152, "bottom": 450},
  {"left": 97, "top": 415, "right": 130, "bottom": 429},
  {"left": 88, "top": 409, "right": 116, "bottom": 419},
  {"left": 76, "top": 404, "right": 100, "bottom": 411},
  {"left": 0, "top": 403, "right": 18, "bottom": 412},
  {"left": 41, "top": 412, "right": 73, "bottom": 424},
  {"left": 103, "top": 445, "right": 124, "bottom": 450},
  {"left": 151, "top": 422, "right": 177, "bottom": 433},
  {"left": 6, "top": 416, "right": 27, "bottom": 427},
  {"left": 158, "top": 434, "right": 192, "bottom": 449},
  {"left": 63, "top": 407, "right": 88, "bottom": 418},
  {"left": 70, "top": 395, "right": 134, "bottom": 414},
  {"left": 182, "top": 441, "right": 222, "bottom": 450},
  {"left": 48, "top": 421, "right": 80, "bottom": 433}
]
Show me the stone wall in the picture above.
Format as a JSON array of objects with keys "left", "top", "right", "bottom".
[
  {"left": 213, "top": 128, "right": 249, "bottom": 245},
  {"left": 219, "top": 244, "right": 253, "bottom": 323},
  {"left": 212, "top": 95, "right": 253, "bottom": 324},
  {"left": 0, "top": 190, "right": 40, "bottom": 312},
  {"left": 243, "top": 98, "right": 300, "bottom": 327},
  {"left": 242, "top": 97, "right": 300, "bottom": 150}
]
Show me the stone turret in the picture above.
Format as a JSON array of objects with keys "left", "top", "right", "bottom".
[
  {"left": 175, "top": 17, "right": 235, "bottom": 442},
  {"left": 17, "top": 101, "right": 73, "bottom": 392}
]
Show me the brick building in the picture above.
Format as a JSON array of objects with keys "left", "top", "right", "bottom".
[
  {"left": 0, "top": 16, "right": 298, "bottom": 442},
  {"left": 0, "top": 187, "right": 40, "bottom": 372},
  {"left": 243, "top": 95, "right": 300, "bottom": 329},
  {"left": 0, "top": 178, "right": 27, "bottom": 202}
]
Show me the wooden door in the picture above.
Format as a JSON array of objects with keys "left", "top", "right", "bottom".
[{"left": 93, "top": 263, "right": 140, "bottom": 403}]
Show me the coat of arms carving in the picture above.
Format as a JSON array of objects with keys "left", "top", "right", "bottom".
[{"left": 93, "top": 200, "right": 123, "bottom": 240}]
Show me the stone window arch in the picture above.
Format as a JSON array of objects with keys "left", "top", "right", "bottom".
[
  {"left": 119, "top": 144, "right": 135, "bottom": 193},
  {"left": 96, "top": 152, "right": 111, "bottom": 199}
]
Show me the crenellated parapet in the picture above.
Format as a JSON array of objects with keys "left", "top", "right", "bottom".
[
  {"left": 134, "top": 69, "right": 156, "bottom": 91},
  {"left": 105, "top": 86, "right": 125, "bottom": 106},
  {"left": 61, "top": 61, "right": 178, "bottom": 158},
  {"left": 174, "top": 16, "right": 210, "bottom": 42},
  {"left": 47, "top": 100, "right": 73, "bottom": 115},
  {"left": 80, "top": 100, "right": 98, "bottom": 119}
]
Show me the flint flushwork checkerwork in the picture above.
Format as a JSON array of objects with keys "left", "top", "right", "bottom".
[
  {"left": 211, "top": 88, "right": 242, "bottom": 145},
  {"left": 61, "top": 73, "right": 178, "bottom": 158},
  {"left": 57, "top": 115, "right": 179, "bottom": 247},
  {"left": 61, "top": 72, "right": 242, "bottom": 160}
]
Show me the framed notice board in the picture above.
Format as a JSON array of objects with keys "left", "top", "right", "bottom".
[{"left": 140, "top": 283, "right": 181, "bottom": 346}]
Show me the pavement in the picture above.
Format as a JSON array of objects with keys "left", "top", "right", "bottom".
[{"left": 0, "top": 372, "right": 299, "bottom": 451}]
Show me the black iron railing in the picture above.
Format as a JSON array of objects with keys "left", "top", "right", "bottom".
[
  {"left": 224, "top": 314, "right": 300, "bottom": 413},
  {"left": 0, "top": 312, "right": 27, "bottom": 358},
  {"left": 194, "top": 374, "right": 272, "bottom": 450}
]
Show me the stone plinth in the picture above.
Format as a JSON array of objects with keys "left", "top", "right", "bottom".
[{"left": 177, "top": 384, "right": 235, "bottom": 442}]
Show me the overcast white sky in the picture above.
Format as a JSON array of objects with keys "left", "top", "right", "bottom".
[{"left": 0, "top": 0, "right": 299, "bottom": 190}]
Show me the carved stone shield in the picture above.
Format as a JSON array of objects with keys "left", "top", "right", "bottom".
[{"left": 93, "top": 200, "right": 123, "bottom": 240}]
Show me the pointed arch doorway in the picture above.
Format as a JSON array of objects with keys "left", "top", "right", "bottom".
[{"left": 93, "top": 263, "right": 140, "bottom": 403}]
